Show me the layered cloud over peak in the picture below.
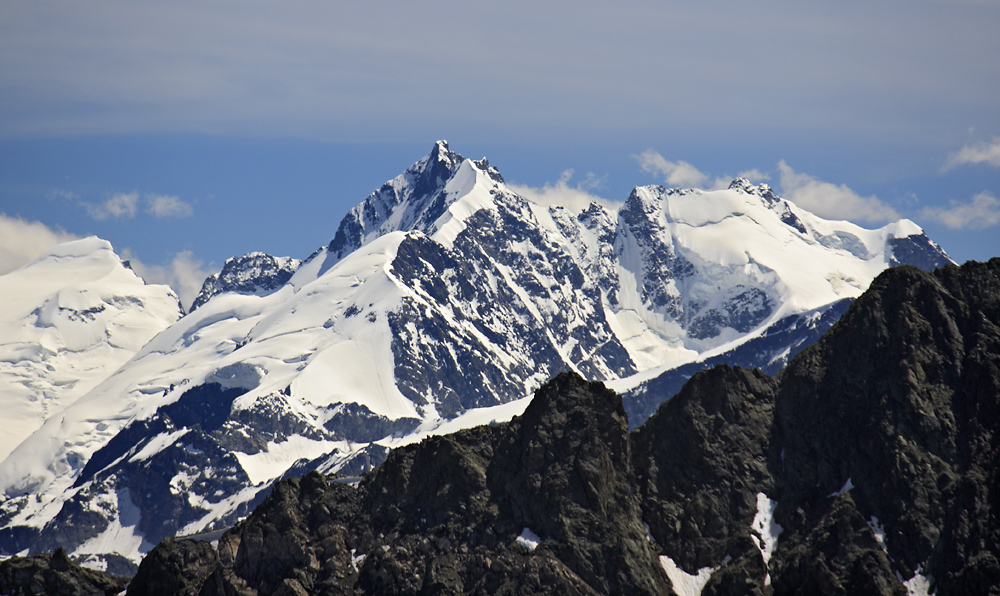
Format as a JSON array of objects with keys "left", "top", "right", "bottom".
[{"left": 777, "top": 160, "right": 900, "bottom": 224}]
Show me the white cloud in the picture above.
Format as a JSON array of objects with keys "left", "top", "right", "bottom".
[
  {"left": 636, "top": 150, "right": 708, "bottom": 188},
  {"left": 59, "top": 191, "right": 192, "bottom": 220},
  {"left": 47, "top": 189, "right": 80, "bottom": 201},
  {"left": 146, "top": 194, "right": 193, "bottom": 218},
  {"left": 86, "top": 192, "right": 139, "bottom": 220},
  {"left": 0, "top": 214, "right": 82, "bottom": 275},
  {"left": 777, "top": 161, "right": 900, "bottom": 224},
  {"left": 736, "top": 169, "right": 771, "bottom": 183},
  {"left": 705, "top": 169, "right": 772, "bottom": 191},
  {"left": 943, "top": 137, "right": 1000, "bottom": 170},
  {"left": 509, "top": 170, "right": 621, "bottom": 213},
  {"left": 123, "top": 249, "right": 213, "bottom": 311},
  {"left": 636, "top": 152, "right": 772, "bottom": 191},
  {"left": 920, "top": 191, "right": 1000, "bottom": 229}
]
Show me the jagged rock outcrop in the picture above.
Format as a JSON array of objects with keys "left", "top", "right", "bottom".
[
  {"left": 126, "top": 537, "right": 218, "bottom": 596},
  {"left": 633, "top": 259, "right": 1000, "bottom": 595},
  {"left": 769, "top": 259, "right": 1000, "bottom": 595},
  {"left": 633, "top": 365, "right": 779, "bottom": 595},
  {"left": 190, "top": 252, "right": 300, "bottom": 311},
  {"left": 0, "top": 548, "right": 127, "bottom": 596}
]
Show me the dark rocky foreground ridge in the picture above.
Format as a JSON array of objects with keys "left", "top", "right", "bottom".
[
  {"left": 5, "top": 258, "right": 999, "bottom": 595},
  {"left": 0, "top": 548, "right": 127, "bottom": 595}
]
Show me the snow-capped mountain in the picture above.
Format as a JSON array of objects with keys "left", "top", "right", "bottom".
[
  {"left": 0, "top": 141, "right": 952, "bottom": 572},
  {"left": 0, "top": 238, "right": 182, "bottom": 462}
]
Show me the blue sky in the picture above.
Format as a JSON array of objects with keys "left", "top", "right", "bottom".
[{"left": 1, "top": 0, "right": 998, "bottom": 307}]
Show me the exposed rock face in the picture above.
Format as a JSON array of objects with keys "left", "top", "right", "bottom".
[
  {"left": 190, "top": 252, "right": 301, "bottom": 312},
  {"left": 126, "top": 538, "right": 218, "bottom": 596},
  {"left": 633, "top": 365, "right": 778, "bottom": 595},
  {"left": 770, "top": 259, "right": 1000, "bottom": 595},
  {"left": 633, "top": 259, "right": 1000, "bottom": 595},
  {"left": 0, "top": 548, "right": 127, "bottom": 596}
]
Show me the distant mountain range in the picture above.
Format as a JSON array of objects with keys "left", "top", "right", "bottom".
[{"left": 0, "top": 141, "right": 953, "bottom": 573}]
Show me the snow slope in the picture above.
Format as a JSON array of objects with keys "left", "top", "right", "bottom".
[{"left": 0, "top": 238, "right": 181, "bottom": 461}]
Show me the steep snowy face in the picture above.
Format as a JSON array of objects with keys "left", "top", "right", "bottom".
[
  {"left": 546, "top": 179, "right": 952, "bottom": 369},
  {"left": 0, "top": 238, "right": 182, "bottom": 462}
]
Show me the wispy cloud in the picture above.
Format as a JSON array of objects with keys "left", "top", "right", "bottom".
[
  {"left": 921, "top": 191, "right": 1000, "bottom": 229},
  {"left": 635, "top": 150, "right": 775, "bottom": 192},
  {"left": 0, "top": 214, "right": 82, "bottom": 275},
  {"left": 636, "top": 150, "right": 708, "bottom": 188},
  {"left": 777, "top": 161, "right": 900, "bottom": 224},
  {"left": 47, "top": 189, "right": 80, "bottom": 201},
  {"left": 635, "top": 150, "right": 772, "bottom": 191},
  {"left": 54, "top": 191, "right": 194, "bottom": 221},
  {"left": 122, "top": 248, "right": 213, "bottom": 311},
  {"left": 943, "top": 137, "right": 1000, "bottom": 170},
  {"left": 509, "top": 170, "right": 621, "bottom": 212},
  {"left": 146, "top": 194, "right": 194, "bottom": 218},
  {"left": 736, "top": 169, "right": 771, "bottom": 183},
  {"left": 86, "top": 192, "right": 139, "bottom": 220}
]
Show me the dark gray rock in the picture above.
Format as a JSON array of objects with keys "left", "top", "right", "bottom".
[
  {"left": 0, "top": 548, "right": 128, "bottom": 596},
  {"left": 771, "top": 259, "right": 1000, "bottom": 595},
  {"left": 633, "top": 365, "right": 777, "bottom": 579},
  {"left": 887, "top": 233, "right": 953, "bottom": 271},
  {"left": 126, "top": 537, "right": 218, "bottom": 596}
]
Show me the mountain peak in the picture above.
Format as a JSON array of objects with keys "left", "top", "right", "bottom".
[
  {"left": 430, "top": 139, "right": 455, "bottom": 161},
  {"left": 728, "top": 177, "right": 756, "bottom": 193},
  {"left": 324, "top": 141, "right": 508, "bottom": 262}
]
